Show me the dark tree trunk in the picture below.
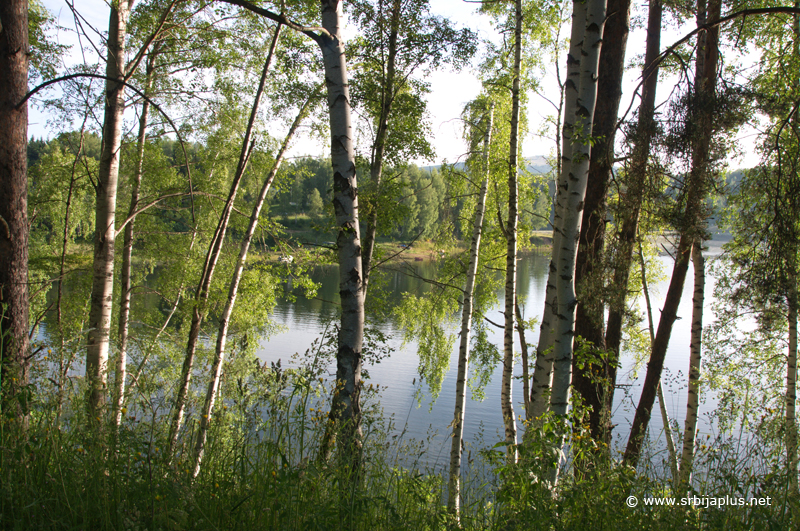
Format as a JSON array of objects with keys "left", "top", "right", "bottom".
[
  {"left": 604, "top": 0, "right": 662, "bottom": 445},
  {"left": 624, "top": 0, "right": 720, "bottom": 468},
  {"left": 571, "top": 0, "right": 631, "bottom": 442},
  {"left": 0, "top": 0, "right": 30, "bottom": 423}
]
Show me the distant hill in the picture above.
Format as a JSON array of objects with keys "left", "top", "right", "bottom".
[{"left": 423, "top": 155, "right": 553, "bottom": 175}]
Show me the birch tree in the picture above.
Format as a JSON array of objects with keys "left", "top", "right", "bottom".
[
  {"left": 191, "top": 89, "right": 320, "bottom": 478},
  {"left": 528, "top": 1, "right": 587, "bottom": 422},
  {"left": 499, "top": 0, "right": 523, "bottom": 462},
  {"left": 679, "top": 241, "right": 704, "bottom": 486},
  {"left": 84, "top": 0, "right": 181, "bottom": 425},
  {"left": 113, "top": 48, "right": 158, "bottom": 431},
  {"left": 448, "top": 100, "right": 493, "bottom": 516},
  {"left": 222, "top": 0, "right": 367, "bottom": 459},
  {"left": 168, "top": 26, "right": 282, "bottom": 458},
  {"left": 549, "top": 0, "right": 606, "bottom": 421},
  {"left": 85, "top": 0, "right": 133, "bottom": 422}
]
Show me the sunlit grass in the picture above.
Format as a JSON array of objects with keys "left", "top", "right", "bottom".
[{"left": 0, "top": 343, "right": 796, "bottom": 530}]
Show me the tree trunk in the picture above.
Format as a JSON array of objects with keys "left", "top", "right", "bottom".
[
  {"left": 318, "top": 0, "right": 366, "bottom": 463},
  {"left": 544, "top": 0, "right": 606, "bottom": 485},
  {"left": 0, "top": 0, "right": 30, "bottom": 424},
  {"left": 55, "top": 128, "right": 85, "bottom": 428},
  {"left": 361, "top": 0, "right": 401, "bottom": 293},
  {"left": 623, "top": 0, "right": 720, "bottom": 468},
  {"left": 571, "top": 0, "right": 631, "bottom": 442},
  {"left": 501, "top": 0, "right": 523, "bottom": 463},
  {"left": 638, "top": 237, "right": 679, "bottom": 481},
  {"left": 167, "top": 26, "right": 281, "bottom": 459},
  {"left": 679, "top": 240, "right": 704, "bottom": 486},
  {"left": 550, "top": 0, "right": 606, "bottom": 418},
  {"left": 527, "top": 0, "right": 588, "bottom": 423},
  {"left": 516, "top": 298, "right": 530, "bottom": 417},
  {"left": 448, "top": 103, "right": 493, "bottom": 516},
  {"left": 192, "top": 92, "right": 314, "bottom": 478},
  {"left": 86, "top": 0, "right": 132, "bottom": 424},
  {"left": 787, "top": 271, "right": 798, "bottom": 495},
  {"left": 114, "top": 51, "right": 158, "bottom": 431},
  {"left": 604, "top": 0, "right": 662, "bottom": 445}
]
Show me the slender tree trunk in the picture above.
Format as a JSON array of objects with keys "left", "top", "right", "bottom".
[
  {"left": 114, "top": 51, "right": 158, "bottom": 431},
  {"left": 448, "top": 103, "right": 493, "bottom": 517},
  {"left": 0, "top": 0, "right": 30, "bottom": 424},
  {"left": 624, "top": 0, "right": 720, "bottom": 468},
  {"left": 604, "top": 0, "right": 662, "bottom": 445},
  {"left": 501, "top": 0, "right": 523, "bottom": 463},
  {"left": 679, "top": 240, "right": 704, "bottom": 486},
  {"left": 528, "top": 0, "right": 588, "bottom": 423},
  {"left": 516, "top": 298, "right": 530, "bottom": 417},
  {"left": 86, "top": 0, "right": 132, "bottom": 424},
  {"left": 318, "top": 0, "right": 366, "bottom": 464},
  {"left": 54, "top": 127, "right": 87, "bottom": 428},
  {"left": 167, "top": 27, "right": 281, "bottom": 459},
  {"left": 788, "top": 6, "right": 800, "bottom": 498},
  {"left": 361, "top": 0, "right": 401, "bottom": 293},
  {"left": 192, "top": 93, "right": 314, "bottom": 478},
  {"left": 572, "top": 0, "right": 631, "bottom": 442},
  {"left": 638, "top": 237, "right": 679, "bottom": 480},
  {"left": 787, "top": 271, "right": 798, "bottom": 495}
]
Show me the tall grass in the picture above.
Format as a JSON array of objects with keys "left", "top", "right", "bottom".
[{"left": 1, "top": 339, "right": 796, "bottom": 530}]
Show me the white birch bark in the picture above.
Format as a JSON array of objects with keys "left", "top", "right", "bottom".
[
  {"left": 113, "top": 50, "right": 157, "bottom": 431},
  {"left": 448, "top": 103, "right": 493, "bottom": 516},
  {"left": 192, "top": 93, "right": 315, "bottom": 478},
  {"left": 527, "top": 1, "right": 587, "bottom": 422},
  {"left": 679, "top": 240, "right": 704, "bottom": 486},
  {"left": 86, "top": 0, "right": 131, "bottom": 422},
  {"left": 547, "top": 0, "right": 606, "bottom": 484},
  {"left": 501, "top": 0, "right": 523, "bottom": 463},
  {"left": 318, "top": 0, "right": 366, "bottom": 461},
  {"left": 218, "top": 0, "right": 365, "bottom": 467},
  {"left": 550, "top": 0, "right": 606, "bottom": 418}
]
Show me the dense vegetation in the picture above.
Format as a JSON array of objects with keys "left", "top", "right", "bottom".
[{"left": 2, "top": 0, "right": 800, "bottom": 529}]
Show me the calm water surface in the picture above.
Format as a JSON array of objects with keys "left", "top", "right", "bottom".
[{"left": 256, "top": 237, "right": 728, "bottom": 469}]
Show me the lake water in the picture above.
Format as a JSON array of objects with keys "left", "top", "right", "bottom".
[{"left": 256, "top": 237, "right": 728, "bottom": 470}]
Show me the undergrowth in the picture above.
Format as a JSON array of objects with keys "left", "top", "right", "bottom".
[{"left": 0, "top": 342, "right": 796, "bottom": 530}]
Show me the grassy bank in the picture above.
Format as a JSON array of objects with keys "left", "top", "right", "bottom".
[{"left": 1, "top": 352, "right": 794, "bottom": 530}]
